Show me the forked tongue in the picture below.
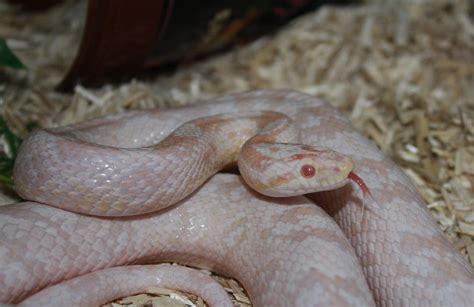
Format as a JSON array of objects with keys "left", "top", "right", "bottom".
[
  {"left": 347, "top": 171, "right": 371, "bottom": 197},
  {"left": 347, "top": 171, "right": 374, "bottom": 221}
]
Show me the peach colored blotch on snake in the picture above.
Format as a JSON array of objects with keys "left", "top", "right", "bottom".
[{"left": 1, "top": 90, "right": 473, "bottom": 306}]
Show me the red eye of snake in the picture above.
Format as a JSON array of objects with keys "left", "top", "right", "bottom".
[{"left": 300, "top": 164, "right": 316, "bottom": 178}]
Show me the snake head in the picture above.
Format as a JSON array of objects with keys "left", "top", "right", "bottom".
[{"left": 240, "top": 144, "right": 354, "bottom": 197}]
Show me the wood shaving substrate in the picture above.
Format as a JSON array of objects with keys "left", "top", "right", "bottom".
[{"left": 1, "top": 0, "right": 473, "bottom": 306}]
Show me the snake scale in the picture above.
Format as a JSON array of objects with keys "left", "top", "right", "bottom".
[{"left": 1, "top": 90, "right": 473, "bottom": 306}]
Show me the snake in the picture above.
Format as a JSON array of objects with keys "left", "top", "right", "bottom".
[{"left": 0, "top": 90, "right": 473, "bottom": 306}]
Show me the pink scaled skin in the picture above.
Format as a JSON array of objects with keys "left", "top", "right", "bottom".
[
  {"left": 1, "top": 90, "right": 473, "bottom": 306},
  {"left": 2, "top": 178, "right": 374, "bottom": 306},
  {"left": 19, "top": 264, "right": 233, "bottom": 307}
]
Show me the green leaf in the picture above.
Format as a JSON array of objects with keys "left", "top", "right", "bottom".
[
  {"left": 0, "top": 115, "right": 24, "bottom": 188},
  {"left": 0, "top": 174, "right": 14, "bottom": 186},
  {"left": 0, "top": 38, "right": 26, "bottom": 69}
]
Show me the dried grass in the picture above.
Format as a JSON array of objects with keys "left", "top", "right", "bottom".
[{"left": 1, "top": 0, "right": 473, "bottom": 305}]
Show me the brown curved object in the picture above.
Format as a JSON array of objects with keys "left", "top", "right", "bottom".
[
  {"left": 5, "top": 0, "right": 62, "bottom": 11},
  {"left": 56, "top": 0, "right": 348, "bottom": 92},
  {"left": 57, "top": 0, "right": 164, "bottom": 92}
]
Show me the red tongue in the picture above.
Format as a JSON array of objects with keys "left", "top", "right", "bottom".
[{"left": 347, "top": 171, "right": 371, "bottom": 196}]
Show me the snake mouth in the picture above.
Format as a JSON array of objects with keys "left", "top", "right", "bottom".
[
  {"left": 306, "top": 179, "right": 350, "bottom": 194},
  {"left": 347, "top": 171, "right": 371, "bottom": 196}
]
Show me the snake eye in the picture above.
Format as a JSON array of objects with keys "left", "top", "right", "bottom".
[{"left": 300, "top": 164, "right": 316, "bottom": 178}]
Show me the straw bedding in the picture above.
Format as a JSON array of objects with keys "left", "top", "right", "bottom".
[{"left": 1, "top": 0, "right": 473, "bottom": 305}]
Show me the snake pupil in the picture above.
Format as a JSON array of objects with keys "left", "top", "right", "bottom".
[{"left": 301, "top": 165, "right": 316, "bottom": 178}]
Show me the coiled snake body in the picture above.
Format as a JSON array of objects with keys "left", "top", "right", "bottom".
[{"left": 1, "top": 90, "right": 473, "bottom": 306}]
